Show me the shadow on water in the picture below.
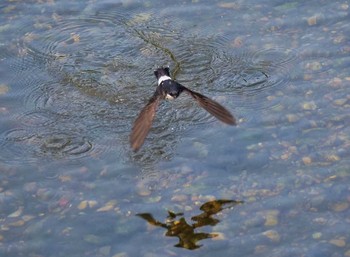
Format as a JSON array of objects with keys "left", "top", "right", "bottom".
[{"left": 137, "top": 199, "right": 243, "bottom": 250}]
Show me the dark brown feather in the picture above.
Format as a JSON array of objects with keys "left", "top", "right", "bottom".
[
  {"left": 183, "top": 88, "right": 236, "bottom": 125},
  {"left": 130, "top": 93, "right": 161, "bottom": 152}
]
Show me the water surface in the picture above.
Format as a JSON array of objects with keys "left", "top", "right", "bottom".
[{"left": 0, "top": 0, "right": 350, "bottom": 256}]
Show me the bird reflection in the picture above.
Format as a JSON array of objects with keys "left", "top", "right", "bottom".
[{"left": 136, "top": 199, "right": 243, "bottom": 250}]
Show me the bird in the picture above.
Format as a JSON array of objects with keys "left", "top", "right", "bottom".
[{"left": 130, "top": 67, "right": 236, "bottom": 152}]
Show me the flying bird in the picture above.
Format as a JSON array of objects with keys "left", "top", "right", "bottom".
[{"left": 130, "top": 67, "right": 236, "bottom": 152}]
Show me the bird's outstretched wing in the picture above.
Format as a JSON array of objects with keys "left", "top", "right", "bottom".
[
  {"left": 182, "top": 87, "right": 236, "bottom": 125},
  {"left": 130, "top": 92, "right": 161, "bottom": 152}
]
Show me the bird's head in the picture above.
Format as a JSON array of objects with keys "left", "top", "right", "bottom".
[{"left": 154, "top": 66, "right": 170, "bottom": 80}]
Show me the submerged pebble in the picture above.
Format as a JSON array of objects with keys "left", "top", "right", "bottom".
[
  {"left": 88, "top": 200, "right": 98, "bottom": 208},
  {"left": 193, "top": 142, "right": 209, "bottom": 157},
  {"left": 329, "top": 77, "right": 343, "bottom": 87},
  {"left": 97, "top": 200, "right": 117, "bottom": 212},
  {"left": 99, "top": 245, "right": 111, "bottom": 256},
  {"left": 231, "top": 36, "right": 244, "bottom": 48},
  {"left": 302, "top": 101, "right": 317, "bottom": 110},
  {"left": 286, "top": 114, "right": 299, "bottom": 123},
  {"left": 325, "top": 154, "right": 340, "bottom": 162},
  {"left": 333, "top": 99, "right": 347, "bottom": 106},
  {"left": 171, "top": 194, "right": 188, "bottom": 202},
  {"left": 129, "top": 13, "right": 152, "bottom": 24},
  {"left": 218, "top": 2, "right": 240, "bottom": 9},
  {"left": 254, "top": 245, "right": 268, "bottom": 254},
  {"left": 302, "top": 156, "right": 312, "bottom": 165},
  {"left": 83, "top": 234, "right": 103, "bottom": 244},
  {"left": 0, "top": 107, "right": 8, "bottom": 113},
  {"left": 0, "top": 84, "right": 9, "bottom": 95},
  {"left": 9, "top": 220, "right": 25, "bottom": 227},
  {"left": 264, "top": 210, "right": 279, "bottom": 226},
  {"left": 262, "top": 229, "right": 280, "bottom": 242},
  {"left": 77, "top": 200, "right": 88, "bottom": 210},
  {"left": 136, "top": 181, "right": 152, "bottom": 196},
  {"left": 329, "top": 238, "right": 346, "bottom": 247},
  {"left": 312, "top": 232, "right": 322, "bottom": 239},
  {"left": 305, "top": 61, "right": 322, "bottom": 71},
  {"left": 112, "top": 253, "right": 128, "bottom": 257},
  {"left": 8, "top": 206, "right": 23, "bottom": 218},
  {"left": 331, "top": 202, "right": 349, "bottom": 212},
  {"left": 341, "top": 3, "right": 349, "bottom": 10},
  {"left": 307, "top": 15, "right": 318, "bottom": 26}
]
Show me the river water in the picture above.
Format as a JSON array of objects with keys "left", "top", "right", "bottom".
[{"left": 0, "top": 0, "right": 349, "bottom": 256}]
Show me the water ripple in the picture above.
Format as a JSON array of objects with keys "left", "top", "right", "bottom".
[
  {"left": 40, "top": 133, "right": 93, "bottom": 157},
  {"left": 212, "top": 46, "right": 299, "bottom": 109},
  {"left": 0, "top": 128, "right": 94, "bottom": 164},
  {"left": 1, "top": 3, "right": 299, "bottom": 163}
]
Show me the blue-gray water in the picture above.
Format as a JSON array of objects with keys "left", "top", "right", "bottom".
[{"left": 1, "top": 0, "right": 349, "bottom": 256}]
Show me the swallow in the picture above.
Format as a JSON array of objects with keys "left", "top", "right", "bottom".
[{"left": 130, "top": 67, "right": 236, "bottom": 152}]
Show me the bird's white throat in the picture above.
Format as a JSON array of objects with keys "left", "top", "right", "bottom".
[{"left": 158, "top": 75, "right": 171, "bottom": 85}]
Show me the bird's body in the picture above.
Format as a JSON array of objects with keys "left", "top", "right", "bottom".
[
  {"left": 154, "top": 67, "right": 183, "bottom": 100},
  {"left": 130, "top": 67, "right": 236, "bottom": 151}
]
